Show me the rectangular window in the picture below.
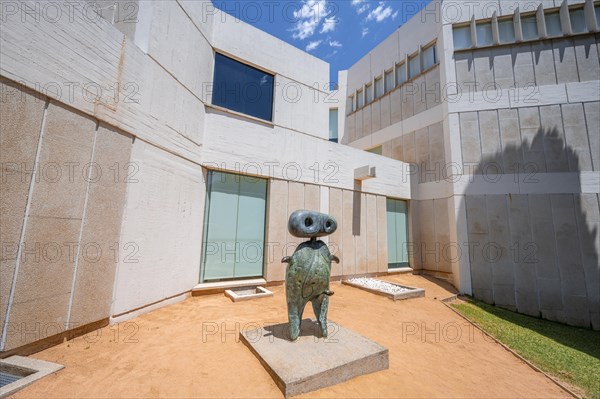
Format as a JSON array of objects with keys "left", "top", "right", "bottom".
[
  {"left": 386, "top": 198, "right": 409, "bottom": 269},
  {"left": 367, "top": 145, "right": 382, "bottom": 155},
  {"left": 201, "top": 171, "right": 268, "bottom": 282},
  {"left": 347, "top": 95, "right": 354, "bottom": 114},
  {"left": 521, "top": 16, "right": 539, "bottom": 40},
  {"left": 570, "top": 8, "right": 586, "bottom": 34},
  {"left": 498, "top": 19, "right": 515, "bottom": 43},
  {"left": 395, "top": 63, "right": 406, "bottom": 86},
  {"left": 212, "top": 53, "right": 274, "bottom": 121},
  {"left": 453, "top": 25, "right": 472, "bottom": 50},
  {"left": 329, "top": 109, "right": 338, "bottom": 142},
  {"left": 365, "top": 83, "right": 373, "bottom": 103},
  {"left": 356, "top": 89, "right": 364, "bottom": 109},
  {"left": 545, "top": 12, "right": 562, "bottom": 36},
  {"left": 384, "top": 69, "right": 394, "bottom": 93},
  {"left": 422, "top": 44, "right": 437, "bottom": 69},
  {"left": 476, "top": 22, "right": 493, "bottom": 46},
  {"left": 374, "top": 76, "right": 383, "bottom": 99},
  {"left": 408, "top": 54, "right": 420, "bottom": 79},
  {"left": 596, "top": 6, "right": 600, "bottom": 29}
]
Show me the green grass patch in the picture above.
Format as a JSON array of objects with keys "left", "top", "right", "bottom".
[{"left": 451, "top": 298, "right": 600, "bottom": 399}]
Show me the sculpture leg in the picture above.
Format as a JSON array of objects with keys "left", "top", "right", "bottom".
[
  {"left": 287, "top": 302, "right": 305, "bottom": 341},
  {"left": 311, "top": 294, "right": 329, "bottom": 338}
]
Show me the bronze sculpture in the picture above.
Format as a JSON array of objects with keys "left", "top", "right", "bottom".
[{"left": 282, "top": 210, "right": 339, "bottom": 341}]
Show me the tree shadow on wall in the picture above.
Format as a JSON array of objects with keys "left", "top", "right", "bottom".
[{"left": 460, "top": 127, "right": 599, "bottom": 333}]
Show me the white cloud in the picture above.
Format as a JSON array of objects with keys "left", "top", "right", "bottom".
[
  {"left": 291, "top": 0, "right": 330, "bottom": 40},
  {"left": 351, "top": 0, "right": 370, "bottom": 15},
  {"left": 361, "top": 27, "right": 369, "bottom": 37},
  {"left": 366, "top": 2, "right": 394, "bottom": 22},
  {"left": 392, "top": 10, "right": 399, "bottom": 20},
  {"left": 305, "top": 40, "right": 323, "bottom": 51},
  {"left": 329, "top": 40, "right": 342, "bottom": 47},
  {"left": 320, "top": 16, "right": 338, "bottom": 33}
]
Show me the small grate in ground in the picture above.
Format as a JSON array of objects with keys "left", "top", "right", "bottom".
[{"left": 0, "top": 370, "right": 23, "bottom": 388}]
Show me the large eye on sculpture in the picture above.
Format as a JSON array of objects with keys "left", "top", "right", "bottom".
[
  {"left": 305, "top": 217, "right": 313, "bottom": 227},
  {"left": 324, "top": 218, "right": 336, "bottom": 233}
]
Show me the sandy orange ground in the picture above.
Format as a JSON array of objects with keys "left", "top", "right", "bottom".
[{"left": 13, "top": 274, "right": 570, "bottom": 398}]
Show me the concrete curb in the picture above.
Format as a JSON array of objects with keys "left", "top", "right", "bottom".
[{"left": 440, "top": 296, "right": 582, "bottom": 399}]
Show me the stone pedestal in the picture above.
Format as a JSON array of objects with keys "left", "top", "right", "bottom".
[{"left": 240, "top": 319, "right": 389, "bottom": 397}]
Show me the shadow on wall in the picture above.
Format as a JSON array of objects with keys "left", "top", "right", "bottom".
[{"left": 461, "top": 128, "right": 599, "bottom": 330}]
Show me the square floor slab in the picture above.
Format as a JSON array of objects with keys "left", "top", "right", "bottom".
[{"left": 240, "top": 319, "right": 388, "bottom": 397}]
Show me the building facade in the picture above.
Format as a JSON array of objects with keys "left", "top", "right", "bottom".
[
  {"left": 340, "top": 0, "right": 599, "bottom": 329},
  {"left": 0, "top": 0, "right": 598, "bottom": 356},
  {"left": 0, "top": 0, "right": 413, "bottom": 355}
]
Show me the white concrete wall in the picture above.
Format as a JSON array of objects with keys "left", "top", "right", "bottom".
[
  {"left": 441, "top": 0, "right": 599, "bottom": 328},
  {"left": 340, "top": 1, "right": 450, "bottom": 288},
  {"left": 335, "top": 70, "right": 348, "bottom": 142},
  {"left": 273, "top": 75, "right": 330, "bottom": 140},
  {"left": 0, "top": 0, "right": 412, "bottom": 334},
  {"left": 209, "top": 5, "right": 329, "bottom": 140},
  {"left": 0, "top": 83, "right": 135, "bottom": 351},
  {"left": 104, "top": 1, "right": 338, "bottom": 316},
  {"left": 439, "top": 0, "right": 586, "bottom": 24},
  {"left": 343, "top": 1, "right": 445, "bottom": 151},
  {"left": 0, "top": 1, "right": 203, "bottom": 163},
  {"left": 210, "top": 7, "right": 328, "bottom": 90},
  {"left": 0, "top": 0, "right": 331, "bottom": 162},
  {"left": 201, "top": 111, "right": 411, "bottom": 199},
  {"left": 339, "top": 0, "right": 599, "bottom": 306},
  {"left": 346, "top": 1, "right": 443, "bottom": 95},
  {"left": 111, "top": 140, "right": 205, "bottom": 316}
]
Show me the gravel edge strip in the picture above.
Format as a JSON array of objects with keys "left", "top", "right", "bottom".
[{"left": 345, "top": 277, "right": 413, "bottom": 295}]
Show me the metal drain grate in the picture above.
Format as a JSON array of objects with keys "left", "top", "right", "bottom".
[
  {"left": 0, "top": 357, "right": 61, "bottom": 397},
  {"left": 0, "top": 370, "right": 23, "bottom": 388}
]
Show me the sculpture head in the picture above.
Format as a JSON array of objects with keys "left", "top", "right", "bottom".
[{"left": 288, "top": 209, "right": 337, "bottom": 238}]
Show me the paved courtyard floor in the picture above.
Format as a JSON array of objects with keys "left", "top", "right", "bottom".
[{"left": 14, "top": 274, "right": 569, "bottom": 398}]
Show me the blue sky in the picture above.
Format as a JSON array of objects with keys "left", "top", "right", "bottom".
[{"left": 212, "top": 0, "right": 431, "bottom": 85}]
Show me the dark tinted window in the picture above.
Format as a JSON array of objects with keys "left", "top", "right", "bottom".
[
  {"left": 498, "top": 19, "right": 515, "bottom": 43},
  {"left": 212, "top": 53, "right": 274, "bottom": 121},
  {"left": 521, "top": 16, "right": 539, "bottom": 40},
  {"left": 545, "top": 12, "right": 562, "bottom": 37}
]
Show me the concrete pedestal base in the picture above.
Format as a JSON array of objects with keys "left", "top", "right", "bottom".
[{"left": 240, "top": 319, "right": 389, "bottom": 397}]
